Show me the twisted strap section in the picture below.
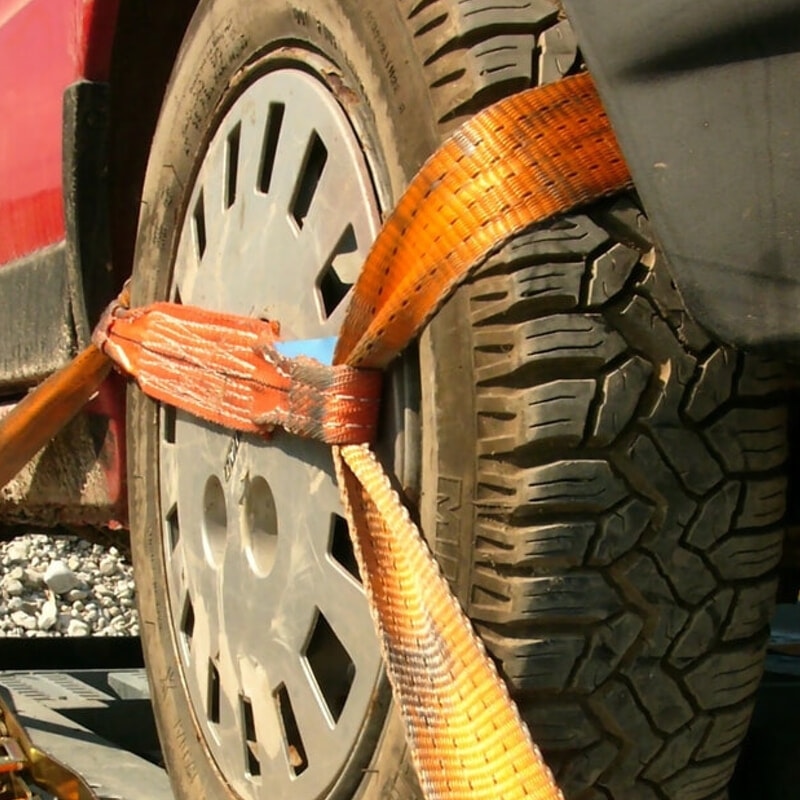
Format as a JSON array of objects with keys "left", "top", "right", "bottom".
[{"left": 93, "top": 302, "right": 382, "bottom": 445}]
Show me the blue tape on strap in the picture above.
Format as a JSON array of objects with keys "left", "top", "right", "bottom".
[{"left": 272, "top": 337, "right": 337, "bottom": 366}]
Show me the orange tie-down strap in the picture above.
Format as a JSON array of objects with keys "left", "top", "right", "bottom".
[
  {"left": 95, "top": 73, "right": 631, "bottom": 800},
  {"left": 93, "top": 301, "right": 383, "bottom": 445}
]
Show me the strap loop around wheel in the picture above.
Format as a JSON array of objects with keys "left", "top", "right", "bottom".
[{"left": 94, "top": 71, "right": 631, "bottom": 800}]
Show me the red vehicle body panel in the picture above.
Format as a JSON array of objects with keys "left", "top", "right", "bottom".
[
  {"left": 0, "top": 0, "right": 126, "bottom": 529},
  {"left": 0, "top": 0, "right": 119, "bottom": 265}
]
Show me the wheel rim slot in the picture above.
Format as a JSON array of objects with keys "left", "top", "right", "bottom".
[
  {"left": 258, "top": 102, "right": 285, "bottom": 195},
  {"left": 193, "top": 192, "right": 207, "bottom": 259},
  {"left": 304, "top": 609, "right": 355, "bottom": 723},
  {"left": 166, "top": 504, "right": 180, "bottom": 552},
  {"left": 329, "top": 513, "right": 360, "bottom": 582},
  {"left": 274, "top": 684, "right": 308, "bottom": 776},
  {"left": 207, "top": 659, "right": 221, "bottom": 724},
  {"left": 318, "top": 225, "right": 358, "bottom": 318},
  {"left": 240, "top": 695, "right": 261, "bottom": 778},
  {"left": 290, "top": 132, "right": 328, "bottom": 229},
  {"left": 225, "top": 123, "right": 241, "bottom": 209}
]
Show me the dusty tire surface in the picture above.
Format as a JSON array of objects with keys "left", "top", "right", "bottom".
[
  {"left": 127, "top": 1, "right": 788, "bottom": 799},
  {"left": 422, "top": 202, "right": 787, "bottom": 799}
]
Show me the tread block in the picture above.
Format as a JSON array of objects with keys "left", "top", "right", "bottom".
[
  {"left": 644, "top": 423, "right": 723, "bottom": 495},
  {"left": 709, "top": 530, "right": 784, "bottom": 581},
  {"left": 637, "top": 259, "right": 713, "bottom": 353},
  {"left": 490, "top": 214, "right": 609, "bottom": 269},
  {"left": 473, "top": 314, "right": 627, "bottom": 384},
  {"left": 642, "top": 718, "right": 708, "bottom": 783},
  {"left": 571, "top": 613, "right": 643, "bottom": 691},
  {"left": 555, "top": 741, "right": 618, "bottom": 796},
  {"left": 468, "top": 261, "right": 584, "bottom": 324},
  {"left": 735, "top": 354, "right": 787, "bottom": 397},
  {"left": 476, "top": 379, "right": 596, "bottom": 454},
  {"left": 684, "top": 348, "right": 737, "bottom": 423},
  {"left": 478, "top": 626, "right": 584, "bottom": 691},
  {"left": 662, "top": 749, "right": 739, "bottom": 800},
  {"left": 695, "top": 703, "right": 754, "bottom": 759},
  {"left": 593, "top": 680, "right": 663, "bottom": 771},
  {"left": 589, "top": 497, "right": 653, "bottom": 565},
  {"left": 735, "top": 476, "right": 787, "bottom": 529},
  {"left": 587, "top": 242, "right": 640, "bottom": 306},
  {"left": 590, "top": 356, "right": 652, "bottom": 446},
  {"left": 684, "top": 647, "right": 765, "bottom": 710},
  {"left": 683, "top": 482, "right": 740, "bottom": 550},
  {"left": 622, "top": 554, "right": 689, "bottom": 658},
  {"left": 476, "top": 459, "right": 628, "bottom": 515},
  {"left": 648, "top": 544, "right": 716, "bottom": 606},
  {"left": 706, "top": 407, "right": 788, "bottom": 473},
  {"left": 474, "top": 518, "right": 596, "bottom": 567},
  {"left": 470, "top": 568, "right": 620, "bottom": 624},
  {"left": 538, "top": 19, "right": 579, "bottom": 84},
  {"left": 523, "top": 702, "right": 603, "bottom": 750},
  {"left": 628, "top": 662, "right": 693, "bottom": 734},
  {"left": 723, "top": 580, "right": 779, "bottom": 642},
  {"left": 669, "top": 589, "right": 734, "bottom": 664},
  {"left": 428, "top": 35, "right": 536, "bottom": 123},
  {"left": 406, "top": 0, "right": 557, "bottom": 63},
  {"left": 613, "top": 294, "right": 698, "bottom": 391},
  {"left": 627, "top": 432, "right": 699, "bottom": 545}
]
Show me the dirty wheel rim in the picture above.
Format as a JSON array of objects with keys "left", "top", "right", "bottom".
[{"left": 157, "top": 65, "right": 384, "bottom": 799}]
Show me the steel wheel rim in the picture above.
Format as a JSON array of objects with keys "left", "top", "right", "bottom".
[{"left": 157, "top": 65, "right": 384, "bottom": 799}]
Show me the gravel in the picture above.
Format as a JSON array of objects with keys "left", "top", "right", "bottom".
[{"left": 0, "top": 534, "right": 138, "bottom": 638}]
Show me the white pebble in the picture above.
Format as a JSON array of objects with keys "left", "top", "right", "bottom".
[
  {"left": 11, "top": 611, "right": 36, "bottom": 631},
  {"left": 98, "top": 557, "right": 117, "bottom": 577},
  {"left": 67, "top": 619, "right": 90, "bottom": 637},
  {"left": 44, "top": 561, "right": 80, "bottom": 595},
  {"left": 38, "top": 599, "right": 58, "bottom": 631},
  {"left": 6, "top": 542, "right": 28, "bottom": 561}
]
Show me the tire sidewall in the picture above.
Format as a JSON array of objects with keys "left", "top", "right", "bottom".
[{"left": 128, "top": 2, "right": 437, "bottom": 798}]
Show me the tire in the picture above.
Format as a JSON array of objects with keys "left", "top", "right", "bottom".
[
  {"left": 127, "top": 2, "right": 788, "bottom": 800},
  {"left": 422, "top": 202, "right": 788, "bottom": 799}
]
